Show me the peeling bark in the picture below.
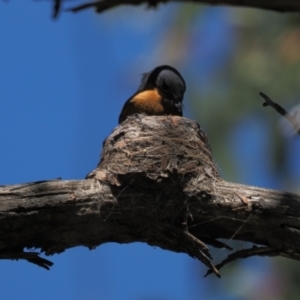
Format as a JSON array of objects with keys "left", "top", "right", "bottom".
[{"left": 1, "top": 115, "right": 300, "bottom": 276}]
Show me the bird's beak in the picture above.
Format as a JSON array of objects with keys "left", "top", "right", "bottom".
[{"left": 174, "top": 101, "right": 183, "bottom": 115}]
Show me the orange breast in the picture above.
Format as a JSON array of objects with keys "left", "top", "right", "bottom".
[
  {"left": 129, "top": 89, "right": 164, "bottom": 114},
  {"left": 119, "top": 88, "right": 181, "bottom": 124}
]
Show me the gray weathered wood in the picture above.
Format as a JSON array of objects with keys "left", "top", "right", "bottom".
[{"left": 1, "top": 115, "right": 300, "bottom": 276}]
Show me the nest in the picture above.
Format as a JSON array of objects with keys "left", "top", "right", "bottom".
[
  {"left": 88, "top": 115, "right": 219, "bottom": 189},
  {"left": 87, "top": 115, "right": 222, "bottom": 277}
]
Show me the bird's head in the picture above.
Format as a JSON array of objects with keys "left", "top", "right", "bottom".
[{"left": 139, "top": 65, "right": 186, "bottom": 110}]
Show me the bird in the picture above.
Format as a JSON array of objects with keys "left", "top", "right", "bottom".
[{"left": 118, "top": 65, "right": 186, "bottom": 124}]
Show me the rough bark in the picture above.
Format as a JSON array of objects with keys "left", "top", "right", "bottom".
[
  {"left": 1, "top": 115, "right": 300, "bottom": 276},
  {"left": 66, "top": 0, "right": 300, "bottom": 15}
]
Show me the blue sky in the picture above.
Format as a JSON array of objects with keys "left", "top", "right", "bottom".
[
  {"left": 1, "top": 1, "right": 298, "bottom": 299},
  {"left": 0, "top": 2, "right": 211, "bottom": 299}
]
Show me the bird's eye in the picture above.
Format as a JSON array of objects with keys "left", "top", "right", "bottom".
[{"left": 161, "top": 81, "right": 169, "bottom": 91}]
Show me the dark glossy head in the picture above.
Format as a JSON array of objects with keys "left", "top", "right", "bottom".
[{"left": 139, "top": 65, "right": 186, "bottom": 105}]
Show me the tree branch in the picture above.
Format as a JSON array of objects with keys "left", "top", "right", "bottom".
[
  {"left": 64, "top": 0, "right": 300, "bottom": 16},
  {"left": 1, "top": 115, "right": 300, "bottom": 276}
]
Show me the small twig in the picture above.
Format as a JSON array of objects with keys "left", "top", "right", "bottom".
[
  {"left": 66, "top": 0, "right": 162, "bottom": 14},
  {"left": 204, "top": 245, "right": 279, "bottom": 277},
  {"left": 0, "top": 251, "right": 54, "bottom": 270},
  {"left": 259, "top": 92, "right": 300, "bottom": 135},
  {"left": 66, "top": 0, "right": 101, "bottom": 12},
  {"left": 183, "top": 231, "right": 221, "bottom": 277},
  {"left": 168, "top": 228, "right": 220, "bottom": 277},
  {"left": 201, "top": 238, "right": 233, "bottom": 250},
  {"left": 53, "top": 0, "right": 61, "bottom": 18}
]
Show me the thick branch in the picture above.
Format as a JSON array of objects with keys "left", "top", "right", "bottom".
[
  {"left": 65, "top": 0, "right": 300, "bottom": 15},
  {"left": 1, "top": 115, "right": 300, "bottom": 276}
]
